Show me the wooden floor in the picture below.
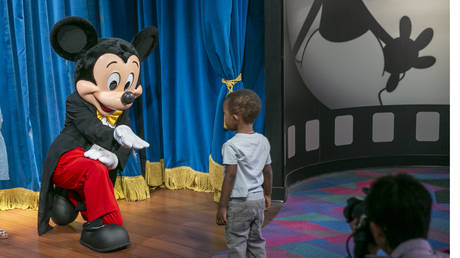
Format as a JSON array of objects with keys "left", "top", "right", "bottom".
[{"left": 0, "top": 189, "right": 282, "bottom": 257}]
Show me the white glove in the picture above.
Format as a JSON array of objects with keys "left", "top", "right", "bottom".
[
  {"left": 84, "top": 144, "right": 119, "bottom": 170},
  {"left": 113, "top": 125, "right": 150, "bottom": 149}
]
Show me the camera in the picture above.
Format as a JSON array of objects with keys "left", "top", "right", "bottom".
[{"left": 343, "top": 189, "right": 375, "bottom": 258}]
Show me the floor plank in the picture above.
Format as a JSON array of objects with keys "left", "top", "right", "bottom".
[{"left": 0, "top": 189, "right": 281, "bottom": 257}]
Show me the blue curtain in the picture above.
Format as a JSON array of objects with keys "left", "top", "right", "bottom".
[
  {"left": 199, "top": 0, "right": 266, "bottom": 199},
  {"left": 0, "top": 0, "right": 157, "bottom": 196},
  {"left": 242, "top": 0, "right": 266, "bottom": 133},
  {"left": 0, "top": 0, "right": 266, "bottom": 204},
  {"left": 153, "top": 0, "right": 220, "bottom": 191},
  {"left": 135, "top": 0, "right": 163, "bottom": 169},
  {"left": 199, "top": 0, "right": 266, "bottom": 159}
]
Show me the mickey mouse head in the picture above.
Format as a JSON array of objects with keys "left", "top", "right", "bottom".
[{"left": 50, "top": 16, "right": 158, "bottom": 116}]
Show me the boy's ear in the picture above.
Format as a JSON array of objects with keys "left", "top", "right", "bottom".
[
  {"left": 131, "top": 26, "right": 158, "bottom": 62},
  {"left": 50, "top": 16, "right": 98, "bottom": 61}
]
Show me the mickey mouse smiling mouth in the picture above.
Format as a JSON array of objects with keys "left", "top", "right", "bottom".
[
  {"left": 101, "top": 103, "right": 115, "bottom": 113},
  {"left": 76, "top": 53, "right": 143, "bottom": 116},
  {"left": 95, "top": 96, "right": 118, "bottom": 114}
]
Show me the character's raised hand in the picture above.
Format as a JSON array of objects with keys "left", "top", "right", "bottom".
[
  {"left": 113, "top": 125, "right": 150, "bottom": 150},
  {"left": 84, "top": 144, "right": 119, "bottom": 170},
  {"left": 382, "top": 16, "right": 436, "bottom": 94}
]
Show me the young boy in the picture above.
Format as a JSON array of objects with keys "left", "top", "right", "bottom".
[{"left": 216, "top": 89, "right": 273, "bottom": 258}]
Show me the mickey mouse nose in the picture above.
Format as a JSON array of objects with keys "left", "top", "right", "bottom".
[{"left": 121, "top": 92, "right": 135, "bottom": 105}]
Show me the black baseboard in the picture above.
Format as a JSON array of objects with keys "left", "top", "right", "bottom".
[
  {"left": 285, "top": 155, "right": 449, "bottom": 189},
  {"left": 271, "top": 186, "right": 286, "bottom": 201}
]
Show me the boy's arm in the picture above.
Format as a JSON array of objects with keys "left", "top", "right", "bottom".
[
  {"left": 216, "top": 164, "right": 237, "bottom": 225},
  {"left": 263, "top": 164, "right": 273, "bottom": 209}
]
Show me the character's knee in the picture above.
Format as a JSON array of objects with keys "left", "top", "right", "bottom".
[
  {"left": 84, "top": 159, "right": 109, "bottom": 178},
  {"left": 85, "top": 159, "right": 109, "bottom": 172}
]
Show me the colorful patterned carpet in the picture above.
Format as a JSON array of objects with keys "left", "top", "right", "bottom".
[{"left": 214, "top": 167, "right": 450, "bottom": 257}]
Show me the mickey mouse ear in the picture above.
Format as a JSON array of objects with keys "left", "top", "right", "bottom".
[
  {"left": 131, "top": 26, "right": 158, "bottom": 62},
  {"left": 50, "top": 16, "right": 98, "bottom": 61}
]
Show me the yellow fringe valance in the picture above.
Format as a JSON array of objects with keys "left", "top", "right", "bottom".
[
  {"left": 144, "top": 159, "right": 214, "bottom": 193},
  {"left": 0, "top": 175, "right": 150, "bottom": 210},
  {"left": 0, "top": 187, "right": 39, "bottom": 210},
  {"left": 209, "top": 155, "right": 224, "bottom": 202},
  {"left": 142, "top": 157, "right": 232, "bottom": 199},
  {"left": 145, "top": 160, "right": 165, "bottom": 187},
  {"left": 114, "top": 175, "right": 150, "bottom": 201},
  {"left": 164, "top": 166, "right": 213, "bottom": 192},
  {"left": 0, "top": 157, "right": 224, "bottom": 209}
]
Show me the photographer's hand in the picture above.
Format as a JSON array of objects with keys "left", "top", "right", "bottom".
[
  {"left": 348, "top": 218, "right": 379, "bottom": 256},
  {"left": 348, "top": 218, "right": 358, "bottom": 232}
]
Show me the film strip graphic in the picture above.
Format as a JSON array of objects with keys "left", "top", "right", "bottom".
[{"left": 284, "top": 105, "right": 449, "bottom": 173}]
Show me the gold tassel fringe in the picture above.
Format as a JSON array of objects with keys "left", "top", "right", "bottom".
[
  {"left": 164, "top": 166, "right": 213, "bottom": 192},
  {"left": 114, "top": 175, "right": 150, "bottom": 201},
  {"left": 0, "top": 175, "right": 150, "bottom": 210},
  {"left": 209, "top": 155, "right": 224, "bottom": 202},
  {"left": 145, "top": 160, "right": 165, "bottom": 187},
  {"left": 0, "top": 157, "right": 222, "bottom": 208},
  {"left": 0, "top": 188, "right": 39, "bottom": 210},
  {"left": 144, "top": 158, "right": 222, "bottom": 194}
]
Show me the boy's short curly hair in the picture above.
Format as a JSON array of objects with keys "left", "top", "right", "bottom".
[{"left": 224, "top": 89, "right": 262, "bottom": 124}]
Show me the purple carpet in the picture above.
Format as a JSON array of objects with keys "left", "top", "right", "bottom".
[{"left": 214, "top": 167, "right": 449, "bottom": 257}]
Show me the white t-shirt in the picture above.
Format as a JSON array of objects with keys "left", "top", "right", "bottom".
[{"left": 222, "top": 133, "right": 271, "bottom": 198}]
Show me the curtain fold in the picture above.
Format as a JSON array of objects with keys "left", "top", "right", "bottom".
[
  {"left": 135, "top": 0, "right": 164, "bottom": 189},
  {"left": 149, "top": 0, "right": 220, "bottom": 191},
  {"left": 199, "top": 0, "right": 263, "bottom": 201},
  {"left": 242, "top": 0, "right": 266, "bottom": 136},
  {"left": 199, "top": 1, "right": 249, "bottom": 164},
  {"left": 207, "top": 0, "right": 266, "bottom": 201}
]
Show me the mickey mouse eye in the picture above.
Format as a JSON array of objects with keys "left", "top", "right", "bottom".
[
  {"left": 124, "top": 73, "right": 134, "bottom": 91},
  {"left": 107, "top": 72, "right": 120, "bottom": 91}
]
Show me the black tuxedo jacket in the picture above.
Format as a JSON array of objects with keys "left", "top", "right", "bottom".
[{"left": 38, "top": 92, "right": 131, "bottom": 235}]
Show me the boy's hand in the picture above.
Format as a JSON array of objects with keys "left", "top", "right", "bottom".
[
  {"left": 216, "top": 206, "right": 227, "bottom": 225},
  {"left": 264, "top": 195, "right": 271, "bottom": 210}
]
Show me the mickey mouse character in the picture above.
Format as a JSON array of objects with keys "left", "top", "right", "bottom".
[{"left": 37, "top": 17, "right": 158, "bottom": 252}]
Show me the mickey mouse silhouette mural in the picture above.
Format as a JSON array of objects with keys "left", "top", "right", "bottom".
[
  {"left": 286, "top": 0, "right": 448, "bottom": 109},
  {"left": 38, "top": 17, "right": 157, "bottom": 252}
]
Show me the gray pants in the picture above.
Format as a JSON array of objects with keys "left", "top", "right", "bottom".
[{"left": 225, "top": 198, "right": 266, "bottom": 258}]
